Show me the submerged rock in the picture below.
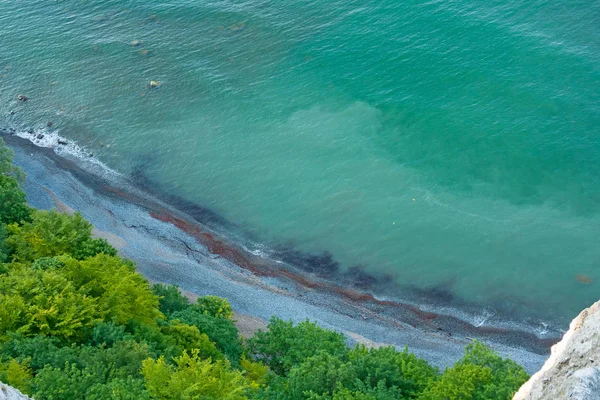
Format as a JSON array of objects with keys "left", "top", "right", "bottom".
[
  {"left": 514, "top": 300, "right": 600, "bottom": 400},
  {"left": 16, "top": 94, "right": 28, "bottom": 102}
]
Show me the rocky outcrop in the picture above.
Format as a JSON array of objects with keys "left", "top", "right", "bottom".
[
  {"left": 513, "top": 301, "right": 600, "bottom": 400},
  {"left": 0, "top": 382, "right": 33, "bottom": 400}
]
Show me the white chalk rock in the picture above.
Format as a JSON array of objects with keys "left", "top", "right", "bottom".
[
  {"left": 513, "top": 300, "right": 600, "bottom": 400},
  {"left": 0, "top": 382, "right": 33, "bottom": 400}
]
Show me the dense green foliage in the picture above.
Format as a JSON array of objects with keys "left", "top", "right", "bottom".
[{"left": 0, "top": 139, "right": 529, "bottom": 399}]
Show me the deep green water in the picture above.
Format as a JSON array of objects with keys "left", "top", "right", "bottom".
[{"left": 1, "top": 1, "right": 599, "bottom": 326}]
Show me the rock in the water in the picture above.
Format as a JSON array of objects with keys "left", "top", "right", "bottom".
[
  {"left": 37, "top": 134, "right": 44, "bottom": 140},
  {"left": 57, "top": 138, "right": 68, "bottom": 145},
  {"left": 16, "top": 94, "right": 28, "bottom": 102},
  {"left": 131, "top": 39, "right": 142, "bottom": 46},
  {"left": 46, "top": 121, "right": 53, "bottom": 127},
  {"left": 149, "top": 80, "right": 161, "bottom": 88},
  {"left": 514, "top": 300, "right": 600, "bottom": 400},
  {"left": 0, "top": 382, "right": 33, "bottom": 399},
  {"left": 27, "top": 128, "right": 34, "bottom": 134}
]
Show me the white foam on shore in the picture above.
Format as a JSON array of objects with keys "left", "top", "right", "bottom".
[
  {"left": 369, "top": 291, "right": 561, "bottom": 340},
  {"left": 12, "top": 127, "right": 123, "bottom": 181}
]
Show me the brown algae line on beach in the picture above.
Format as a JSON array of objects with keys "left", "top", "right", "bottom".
[
  {"left": 0, "top": 132, "right": 559, "bottom": 353},
  {"left": 147, "top": 209, "right": 559, "bottom": 353}
]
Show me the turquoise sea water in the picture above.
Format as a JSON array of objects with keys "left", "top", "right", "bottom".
[{"left": 1, "top": 1, "right": 599, "bottom": 326}]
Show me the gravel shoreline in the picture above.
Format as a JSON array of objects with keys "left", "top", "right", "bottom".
[{"left": 2, "top": 132, "right": 550, "bottom": 373}]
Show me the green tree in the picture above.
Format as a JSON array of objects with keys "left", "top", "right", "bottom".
[
  {"left": 85, "top": 377, "right": 151, "bottom": 400},
  {"left": 0, "top": 138, "right": 25, "bottom": 181},
  {"left": 246, "top": 318, "right": 348, "bottom": 376},
  {"left": 196, "top": 295, "right": 234, "bottom": 319},
  {"left": 0, "top": 174, "right": 31, "bottom": 225},
  {"left": 0, "top": 334, "right": 80, "bottom": 371},
  {"left": 0, "top": 358, "right": 33, "bottom": 394},
  {"left": 8, "top": 338, "right": 153, "bottom": 399},
  {"left": 171, "top": 308, "right": 242, "bottom": 365},
  {"left": 141, "top": 349, "right": 255, "bottom": 400},
  {"left": 160, "top": 321, "right": 223, "bottom": 361},
  {"left": 456, "top": 341, "right": 529, "bottom": 400},
  {"left": 287, "top": 352, "right": 346, "bottom": 399},
  {"left": 60, "top": 254, "right": 162, "bottom": 326},
  {"left": 0, "top": 267, "right": 101, "bottom": 341},
  {"left": 343, "top": 345, "right": 438, "bottom": 398},
  {"left": 7, "top": 210, "right": 95, "bottom": 262},
  {"left": 71, "top": 237, "right": 118, "bottom": 260},
  {"left": 152, "top": 284, "right": 190, "bottom": 316},
  {"left": 32, "top": 362, "right": 150, "bottom": 400},
  {"left": 418, "top": 363, "right": 492, "bottom": 400},
  {"left": 419, "top": 342, "right": 528, "bottom": 400},
  {"left": 0, "top": 224, "right": 9, "bottom": 264}
]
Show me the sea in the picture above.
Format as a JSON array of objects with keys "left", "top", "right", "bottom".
[{"left": 1, "top": 0, "right": 599, "bottom": 329}]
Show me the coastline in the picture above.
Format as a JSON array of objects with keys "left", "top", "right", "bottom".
[{"left": 1, "top": 130, "right": 553, "bottom": 373}]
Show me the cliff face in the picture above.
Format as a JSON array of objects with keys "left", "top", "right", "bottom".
[
  {"left": 0, "top": 383, "right": 32, "bottom": 400},
  {"left": 513, "top": 301, "right": 600, "bottom": 400}
]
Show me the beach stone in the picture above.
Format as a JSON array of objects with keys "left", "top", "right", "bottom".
[
  {"left": 149, "top": 80, "right": 161, "bottom": 88},
  {"left": 514, "top": 300, "right": 600, "bottom": 400},
  {"left": 16, "top": 94, "right": 28, "bottom": 102}
]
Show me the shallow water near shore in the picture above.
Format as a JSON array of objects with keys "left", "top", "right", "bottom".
[{"left": 1, "top": 1, "right": 600, "bottom": 327}]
